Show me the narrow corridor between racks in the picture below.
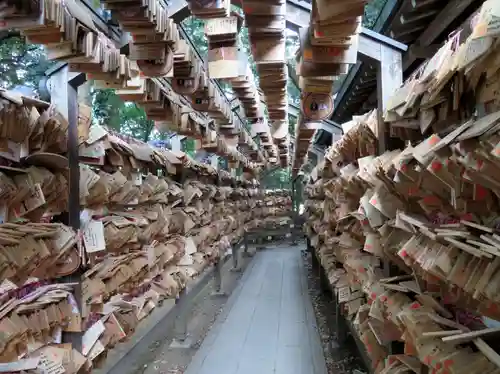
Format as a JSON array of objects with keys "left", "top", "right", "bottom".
[{"left": 184, "top": 245, "right": 327, "bottom": 374}]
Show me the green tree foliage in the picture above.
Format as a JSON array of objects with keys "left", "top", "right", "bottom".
[
  {"left": 182, "top": 16, "right": 208, "bottom": 59},
  {"left": 363, "top": 0, "right": 388, "bottom": 29},
  {"left": 183, "top": 138, "right": 196, "bottom": 158},
  {"left": 261, "top": 167, "right": 292, "bottom": 190},
  {"left": 91, "top": 88, "right": 161, "bottom": 142},
  {"left": 0, "top": 31, "right": 52, "bottom": 89}
]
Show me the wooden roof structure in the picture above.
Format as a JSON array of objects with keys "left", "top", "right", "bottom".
[{"left": 43, "top": 0, "right": 484, "bottom": 172}]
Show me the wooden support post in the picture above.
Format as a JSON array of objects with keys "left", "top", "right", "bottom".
[
  {"left": 47, "top": 65, "right": 86, "bottom": 353},
  {"left": 376, "top": 45, "right": 403, "bottom": 153},
  {"left": 230, "top": 244, "right": 241, "bottom": 272},
  {"left": 170, "top": 288, "right": 193, "bottom": 348},
  {"left": 210, "top": 258, "right": 226, "bottom": 297}
]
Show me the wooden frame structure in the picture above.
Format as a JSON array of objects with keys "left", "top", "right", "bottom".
[
  {"left": 64, "top": 0, "right": 483, "bottom": 172},
  {"left": 289, "top": 28, "right": 406, "bottom": 170},
  {"left": 51, "top": 0, "right": 408, "bottom": 173}
]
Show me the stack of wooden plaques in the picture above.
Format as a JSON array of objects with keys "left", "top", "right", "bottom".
[
  {"left": 305, "top": 109, "right": 500, "bottom": 373},
  {"left": 243, "top": 0, "right": 288, "bottom": 122},
  {"left": 0, "top": 0, "right": 138, "bottom": 88},
  {"left": 0, "top": 91, "right": 82, "bottom": 277},
  {"left": 230, "top": 65, "right": 261, "bottom": 120},
  {"left": 309, "top": 0, "right": 363, "bottom": 55},
  {"left": 191, "top": 75, "right": 233, "bottom": 124},
  {"left": 250, "top": 116, "right": 279, "bottom": 165},
  {"left": 204, "top": 15, "right": 244, "bottom": 79},
  {"left": 291, "top": 115, "right": 323, "bottom": 173},
  {"left": 270, "top": 116, "right": 290, "bottom": 167},
  {"left": 186, "top": 0, "right": 231, "bottom": 19},
  {"left": 0, "top": 283, "right": 85, "bottom": 372},
  {"left": 200, "top": 14, "right": 277, "bottom": 165},
  {"left": 101, "top": 0, "right": 180, "bottom": 77},
  {"left": 302, "top": 5, "right": 500, "bottom": 368},
  {"left": 170, "top": 4, "right": 272, "bottom": 168},
  {"left": 239, "top": 0, "right": 288, "bottom": 166},
  {"left": 192, "top": 76, "right": 242, "bottom": 148},
  {"left": 77, "top": 125, "right": 283, "bottom": 365},
  {"left": 116, "top": 73, "right": 263, "bottom": 170},
  {"left": 0, "top": 91, "right": 85, "bottom": 371},
  {"left": 170, "top": 40, "right": 204, "bottom": 95},
  {"left": 383, "top": 2, "right": 500, "bottom": 143},
  {"left": 292, "top": 0, "right": 364, "bottom": 174},
  {"left": 0, "top": 0, "right": 267, "bottom": 171}
]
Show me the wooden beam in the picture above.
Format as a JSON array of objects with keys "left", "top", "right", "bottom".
[
  {"left": 362, "top": 27, "right": 408, "bottom": 53},
  {"left": 402, "top": 0, "right": 478, "bottom": 71},
  {"left": 377, "top": 44, "right": 403, "bottom": 152},
  {"left": 80, "top": 0, "right": 121, "bottom": 42},
  {"left": 168, "top": 0, "right": 191, "bottom": 23},
  {"left": 373, "top": 0, "right": 402, "bottom": 33},
  {"left": 285, "top": 0, "right": 311, "bottom": 31},
  {"left": 331, "top": 0, "right": 402, "bottom": 118},
  {"left": 408, "top": 43, "right": 441, "bottom": 59},
  {"left": 411, "top": 0, "right": 442, "bottom": 9},
  {"left": 168, "top": 0, "right": 311, "bottom": 31},
  {"left": 400, "top": 10, "right": 437, "bottom": 25}
]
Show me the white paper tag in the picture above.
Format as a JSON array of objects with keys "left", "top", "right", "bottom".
[
  {"left": 82, "top": 220, "right": 106, "bottom": 253},
  {"left": 185, "top": 237, "right": 197, "bottom": 255},
  {"left": 51, "top": 326, "right": 62, "bottom": 344},
  {"left": 145, "top": 245, "right": 155, "bottom": 268},
  {"left": 131, "top": 172, "right": 142, "bottom": 186},
  {"left": 79, "top": 209, "right": 92, "bottom": 229}
]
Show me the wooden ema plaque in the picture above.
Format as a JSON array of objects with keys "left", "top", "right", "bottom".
[{"left": 301, "top": 92, "right": 334, "bottom": 121}]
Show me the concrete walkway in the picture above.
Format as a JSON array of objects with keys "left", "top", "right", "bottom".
[{"left": 185, "top": 245, "right": 327, "bottom": 374}]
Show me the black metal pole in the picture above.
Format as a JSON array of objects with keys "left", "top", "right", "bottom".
[{"left": 64, "top": 73, "right": 87, "bottom": 353}]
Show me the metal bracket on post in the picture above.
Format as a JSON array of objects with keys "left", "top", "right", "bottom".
[
  {"left": 335, "top": 294, "right": 347, "bottom": 344},
  {"left": 243, "top": 232, "right": 254, "bottom": 257},
  {"left": 290, "top": 216, "right": 298, "bottom": 246},
  {"left": 230, "top": 243, "right": 241, "bottom": 272},
  {"left": 257, "top": 238, "right": 266, "bottom": 251},
  {"left": 170, "top": 289, "right": 193, "bottom": 348},
  {"left": 211, "top": 258, "right": 226, "bottom": 297}
]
